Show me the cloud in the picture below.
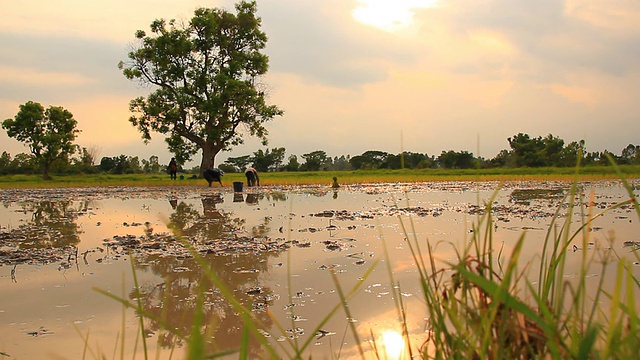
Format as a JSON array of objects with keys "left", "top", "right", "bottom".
[
  {"left": 260, "top": 0, "right": 419, "bottom": 88},
  {"left": 427, "top": 0, "right": 640, "bottom": 81},
  {"left": 1, "top": 1, "right": 230, "bottom": 42},
  {"left": 0, "top": 32, "right": 136, "bottom": 103},
  {"left": 0, "top": 65, "right": 95, "bottom": 87}
]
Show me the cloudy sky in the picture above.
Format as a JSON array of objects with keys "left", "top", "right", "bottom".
[{"left": 2, "top": 0, "right": 639, "bottom": 167}]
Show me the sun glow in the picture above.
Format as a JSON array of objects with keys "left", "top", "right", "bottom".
[
  {"left": 380, "top": 329, "right": 405, "bottom": 359},
  {"left": 352, "top": 0, "right": 438, "bottom": 32}
]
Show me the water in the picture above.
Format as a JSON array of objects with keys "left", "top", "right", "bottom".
[{"left": 0, "top": 181, "right": 638, "bottom": 359}]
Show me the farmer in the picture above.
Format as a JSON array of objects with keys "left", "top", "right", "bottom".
[
  {"left": 331, "top": 176, "right": 340, "bottom": 189},
  {"left": 168, "top": 158, "right": 178, "bottom": 180},
  {"left": 245, "top": 166, "right": 260, "bottom": 187}
]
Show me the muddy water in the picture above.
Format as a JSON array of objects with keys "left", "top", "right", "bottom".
[{"left": 1, "top": 181, "right": 639, "bottom": 359}]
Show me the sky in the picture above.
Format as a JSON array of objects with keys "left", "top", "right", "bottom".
[{"left": 2, "top": 0, "right": 640, "bottom": 167}]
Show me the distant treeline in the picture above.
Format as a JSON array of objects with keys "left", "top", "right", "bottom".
[
  {"left": 220, "top": 133, "right": 640, "bottom": 173},
  {"left": 1, "top": 133, "right": 638, "bottom": 176}
]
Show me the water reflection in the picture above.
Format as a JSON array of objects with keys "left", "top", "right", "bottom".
[
  {"left": 168, "top": 195, "right": 244, "bottom": 241},
  {"left": 249, "top": 191, "right": 288, "bottom": 203},
  {"left": 127, "top": 194, "right": 284, "bottom": 355},
  {"left": 380, "top": 329, "right": 406, "bottom": 359},
  {"left": 19, "top": 200, "right": 84, "bottom": 249},
  {"left": 132, "top": 251, "right": 277, "bottom": 356},
  {"left": 231, "top": 191, "right": 288, "bottom": 204},
  {"left": 1, "top": 181, "right": 638, "bottom": 359},
  {"left": 246, "top": 193, "right": 259, "bottom": 205},
  {"left": 0, "top": 199, "right": 89, "bottom": 265},
  {"left": 509, "top": 187, "right": 565, "bottom": 205},
  {"left": 169, "top": 198, "right": 178, "bottom": 209}
]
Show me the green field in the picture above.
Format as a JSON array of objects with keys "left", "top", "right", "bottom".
[{"left": 1, "top": 165, "right": 639, "bottom": 188}]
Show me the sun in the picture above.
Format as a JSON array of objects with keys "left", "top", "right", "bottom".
[
  {"left": 352, "top": 0, "right": 438, "bottom": 32},
  {"left": 380, "top": 329, "right": 406, "bottom": 359}
]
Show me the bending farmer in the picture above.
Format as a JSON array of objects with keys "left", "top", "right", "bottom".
[{"left": 245, "top": 166, "right": 260, "bottom": 187}]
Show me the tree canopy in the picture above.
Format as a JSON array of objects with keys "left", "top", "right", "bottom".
[
  {"left": 119, "top": 0, "right": 283, "bottom": 176},
  {"left": 2, "top": 101, "right": 79, "bottom": 179},
  {"left": 300, "top": 150, "right": 330, "bottom": 171}
]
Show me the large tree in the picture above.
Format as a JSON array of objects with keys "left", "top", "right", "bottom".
[
  {"left": 119, "top": 1, "right": 283, "bottom": 176},
  {"left": 2, "top": 101, "right": 79, "bottom": 179}
]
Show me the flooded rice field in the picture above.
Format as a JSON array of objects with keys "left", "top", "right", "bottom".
[{"left": 1, "top": 180, "right": 639, "bottom": 359}]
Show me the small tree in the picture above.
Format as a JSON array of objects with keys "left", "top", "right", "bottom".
[
  {"left": 225, "top": 155, "right": 253, "bottom": 171},
  {"left": 0, "top": 152, "right": 11, "bottom": 175},
  {"left": 141, "top": 155, "right": 162, "bottom": 174},
  {"left": 127, "top": 156, "right": 143, "bottom": 174},
  {"left": 558, "top": 140, "right": 586, "bottom": 167},
  {"left": 2, "top": 101, "right": 80, "bottom": 179},
  {"left": 99, "top": 157, "right": 117, "bottom": 173},
  {"left": 331, "top": 155, "right": 352, "bottom": 170},
  {"left": 621, "top": 144, "right": 640, "bottom": 165},
  {"left": 252, "top": 147, "right": 285, "bottom": 172},
  {"left": 71, "top": 146, "right": 100, "bottom": 174},
  {"left": 488, "top": 149, "right": 513, "bottom": 168},
  {"left": 218, "top": 163, "right": 238, "bottom": 173},
  {"left": 349, "top": 150, "right": 389, "bottom": 170},
  {"left": 11, "top": 153, "right": 37, "bottom": 174},
  {"left": 301, "top": 150, "right": 329, "bottom": 171},
  {"left": 438, "top": 150, "right": 475, "bottom": 169},
  {"left": 507, "top": 133, "right": 546, "bottom": 167},
  {"left": 283, "top": 154, "right": 299, "bottom": 172},
  {"left": 99, "top": 155, "right": 138, "bottom": 174}
]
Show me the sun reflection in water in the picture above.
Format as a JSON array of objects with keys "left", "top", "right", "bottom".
[{"left": 380, "top": 329, "right": 405, "bottom": 359}]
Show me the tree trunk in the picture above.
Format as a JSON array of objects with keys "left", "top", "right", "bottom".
[
  {"left": 41, "top": 159, "right": 52, "bottom": 180},
  {"left": 199, "top": 145, "right": 220, "bottom": 178}
]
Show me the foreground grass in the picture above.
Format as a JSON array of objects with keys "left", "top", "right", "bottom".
[
  {"left": 1, "top": 165, "right": 640, "bottom": 188},
  {"left": 409, "top": 174, "right": 640, "bottom": 359}
]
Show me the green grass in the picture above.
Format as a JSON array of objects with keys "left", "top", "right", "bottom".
[
  {"left": 399, "top": 161, "right": 640, "bottom": 359},
  {"left": 1, "top": 165, "right": 639, "bottom": 188}
]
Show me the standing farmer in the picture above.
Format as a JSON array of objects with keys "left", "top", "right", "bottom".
[{"left": 168, "top": 158, "right": 178, "bottom": 180}]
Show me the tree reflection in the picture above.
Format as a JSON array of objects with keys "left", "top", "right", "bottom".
[
  {"left": 0, "top": 200, "right": 88, "bottom": 266},
  {"left": 231, "top": 191, "right": 288, "bottom": 204},
  {"left": 167, "top": 195, "right": 244, "bottom": 241},
  {"left": 26, "top": 200, "right": 83, "bottom": 248},
  {"left": 3, "top": 200, "right": 84, "bottom": 250},
  {"left": 261, "top": 191, "right": 287, "bottom": 202},
  {"left": 130, "top": 195, "right": 284, "bottom": 357}
]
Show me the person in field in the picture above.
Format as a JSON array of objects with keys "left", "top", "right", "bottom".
[
  {"left": 168, "top": 158, "right": 178, "bottom": 180},
  {"left": 203, "top": 168, "right": 224, "bottom": 187},
  {"left": 244, "top": 166, "right": 259, "bottom": 186}
]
